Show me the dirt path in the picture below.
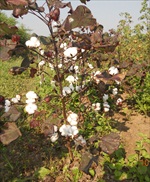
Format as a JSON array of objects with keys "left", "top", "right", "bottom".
[{"left": 113, "top": 112, "right": 150, "bottom": 157}]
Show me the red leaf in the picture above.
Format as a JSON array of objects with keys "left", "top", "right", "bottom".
[
  {"left": 6, "top": 0, "right": 28, "bottom": 6},
  {"left": 30, "top": 68, "right": 37, "bottom": 78},
  {"left": 30, "top": 119, "right": 40, "bottom": 128}
]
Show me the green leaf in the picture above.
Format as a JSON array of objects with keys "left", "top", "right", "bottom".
[
  {"left": 114, "top": 170, "right": 122, "bottom": 178},
  {"left": 36, "top": 167, "right": 50, "bottom": 179},
  {"left": 89, "top": 168, "right": 95, "bottom": 177},
  {"left": 137, "top": 165, "right": 147, "bottom": 174},
  {"left": 145, "top": 175, "right": 150, "bottom": 182}
]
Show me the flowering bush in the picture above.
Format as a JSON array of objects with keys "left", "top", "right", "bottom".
[{"left": 0, "top": 0, "right": 149, "bottom": 181}]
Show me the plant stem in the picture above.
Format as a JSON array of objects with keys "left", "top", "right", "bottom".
[{"left": 46, "top": 6, "right": 67, "bottom": 121}]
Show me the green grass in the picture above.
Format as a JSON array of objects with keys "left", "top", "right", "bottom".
[{"left": 0, "top": 57, "right": 38, "bottom": 98}]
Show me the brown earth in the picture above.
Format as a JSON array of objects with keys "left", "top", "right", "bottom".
[{"left": 113, "top": 111, "right": 150, "bottom": 157}]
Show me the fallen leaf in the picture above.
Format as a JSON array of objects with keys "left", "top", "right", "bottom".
[
  {"left": 100, "top": 132, "right": 120, "bottom": 155},
  {"left": 1, "top": 106, "right": 21, "bottom": 121},
  {"left": 41, "top": 122, "right": 55, "bottom": 137},
  {"left": 0, "top": 122, "right": 22, "bottom": 145},
  {"left": 79, "top": 151, "right": 98, "bottom": 174}
]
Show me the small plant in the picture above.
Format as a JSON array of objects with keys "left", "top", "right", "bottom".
[{"left": 102, "top": 134, "right": 150, "bottom": 181}]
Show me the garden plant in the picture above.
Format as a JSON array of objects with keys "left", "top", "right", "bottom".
[{"left": 0, "top": 0, "right": 150, "bottom": 181}]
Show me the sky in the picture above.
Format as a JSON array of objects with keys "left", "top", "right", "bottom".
[{"left": 3, "top": 0, "right": 145, "bottom": 36}]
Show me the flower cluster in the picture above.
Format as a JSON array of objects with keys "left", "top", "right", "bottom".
[
  {"left": 108, "top": 66, "right": 119, "bottom": 75},
  {"left": 25, "top": 91, "right": 38, "bottom": 114},
  {"left": 25, "top": 37, "right": 40, "bottom": 48},
  {"left": 64, "top": 47, "right": 78, "bottom": 62},
  {"left": 65, "top": 75, "right": 78, "bottom": 84},
  {"left": 92, "top": 103, "right": 101, "bottom": 111},
  {"left": 11, "top": 95, "right": 21, "bottom": 103},
  {"left": 59, "top": 124, "right": 79, "bottom": 138},
  {"left": 59, "top": 111, "right": 79, "bottom": 138},
  {"left": 92, "top": 89, "right": 121, "bottom": 113},
  {"left": 67, "top": 111, "right": 79, "bottom": 126},
  {"left": 112, "top": 88, "right": 118, "bottom": 95}
]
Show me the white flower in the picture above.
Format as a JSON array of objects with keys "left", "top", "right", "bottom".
[
  {"left": 11, "top": 95, "right": 21, "bottom": 103},
  {"left": 16, "top": 95, "right": 21, "bottom": 101},
  {"left": 5, "top": 99, "right": 11, "bottom": 106},
  {"left": 69, "top": 17, "right": 74, "bottom": 23},
  {"left": 30, "top": 37, "right": 40, "bottom": 47},
  {"left": 108, "top": 66, "right": 119, "bottom": 75},
  {"left": 60, "top": 42, "right": 67, "bottom": 50},
  {"left": 25, "top": 40, "right": 31, "bottom": 47},
  {"left": 49, "top": 125, "right": 58, "bottom": 142},
  {"left": 75, "top": 85, "right": 84, "bottom": 92},
  {"left": 104, "top": 107, "right": 110, "bottom": 112},
  {"left": 74, "top": 65, "right": 79, "bottom": 73},
  {"left": 67, "top": 111, "right": 78, "bottom": 126},
  {"left": 69, "top": 65, "right": 79, "bottom": 73},
  {"left": 103, "top": 94, "right": 109, "bottom": 102},
  {"left": 52, "top": 21, "right": 59, "bottom": 32},
  {"left": 58, "top": 63, "right": 62, "bottom": 68},
  {"left": 94, "top": 71, "right": 101, "bottom": 77},
  {"left": 103, "top": 101, "right": 110, "bottom": 112},
  {"left": 25, "top": 37, "right": 40, "bottom": 48},
  {"left": 92, "top": 103, "right": 101, "bottom": 111},
  {"left": 25, "top": 103, "right": 37, "bottom": 114},
  {"left": 50, "top": 132, "right": 58, "bottom": 142},
  {"left": 112, "top": 88, "right": 118, "bottom": 95},
  {"left": 4, "top": 99, "right": 11, "bottom": 112},
  {"left": 40, "top": 49, "right": 44, "bottom": 55},
  {"left": 39, "top": 60, "right": 45, "bottom": 67},
  {"left": 11, "top": 98, "right": 19, "bottom": 103},
  {"left": 88, "top": 63, "right": 94, "bottom": 69},
  {"left": 115, "top": 80, "right": 120, "bottom": 85},
  {"left": 62, "top": 87, "right": 72, "bottom": 96},
  {"left": 65, "top": 75, "right": 78, "bottom": 84},
  {"left": 75, "top": 85, "right": 81, "bottom": 92},
  {"left": 5, "top": 105, "right": 10, "bottom": 112},
  {"left": 26, "top": 91, "right": 38, "bottom": 100},
  {"left": 69, "top": 84, "right": 74, "bottom": 91},
  {"left": 59, "top": 124, "right": 79, "bottom": 138},
  {"left": 26, "top": 98, "right": 36, "bottom": 104},
  {"left": 64, "top": 47, "right": 78, "bottom": 60},
  {"left": 74, "top": 135, "right": 86, "bottom": 146},
  {"left": 54, "top": 125, "right": 58, "bottom": 132},
  {"left": 116, "top": 98, "right": 123, "bottom": 106},
  {"left": 92, "top": 71, "right": 102, "bottom": 84},
  {"left": 49, "top": 63, "right": 54, "bottom": 70}
]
